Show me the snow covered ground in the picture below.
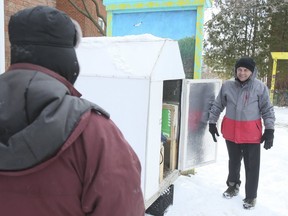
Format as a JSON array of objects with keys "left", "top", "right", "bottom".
[{"left": 165, "top": 106, "right": 288, "bottom": 216}]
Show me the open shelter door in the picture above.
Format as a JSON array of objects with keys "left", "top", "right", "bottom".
[{"left": 178, "top": 79, "right": 222, "bottom": 170}]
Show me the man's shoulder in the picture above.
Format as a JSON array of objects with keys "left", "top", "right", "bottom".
[
  {"left": 253, "top": 78, "right": 265, "bottom": 85},
  {"left": 253, "top": 79, "right": 267, "bottom": 91},
  {"left": 222, "top": 79, "right": 235, "bottom": 87},
  {"left": 90, "top": 103, "right": 110, "bottom": 119}
]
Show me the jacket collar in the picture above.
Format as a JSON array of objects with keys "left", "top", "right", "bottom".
[{"left": 8, "top": 63, "right": 81, "bottom": 97}]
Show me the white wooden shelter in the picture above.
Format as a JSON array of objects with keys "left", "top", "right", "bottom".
[{"left": 75, "top": 35, "right": 185, "bottom": 205}]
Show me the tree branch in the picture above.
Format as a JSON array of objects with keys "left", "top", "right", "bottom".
[{"left": 67, "top": 0, "right": 106, "bottom": 36}]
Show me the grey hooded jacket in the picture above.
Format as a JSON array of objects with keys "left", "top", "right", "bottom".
[
  {"left": 209, "top": 67, "right": 275, "bottom": 144},
  {"left": 0, "top": 63, "right": 108, "bottom": 170}
]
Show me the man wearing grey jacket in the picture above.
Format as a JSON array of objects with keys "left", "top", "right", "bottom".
[{"left": 208, "top": 57, "right": 275, "bottom": 210}]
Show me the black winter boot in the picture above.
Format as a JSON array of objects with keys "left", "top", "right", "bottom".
[
  {"left": 223, "top": 182, "right": 240, "bottom": 199},
  {"left": 243, "top": 198, "right": 256, "bottom": 209}
]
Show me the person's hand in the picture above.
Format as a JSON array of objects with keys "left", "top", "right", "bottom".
[
  {"left": 209, "top": 123, "right": 219, "bottom": 142},
  {"left": 261, "top": 129, "right": 274, "bottom": 150}
]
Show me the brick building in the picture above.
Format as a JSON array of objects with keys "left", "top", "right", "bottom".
[{"left": 2, "top": 0, "right": 106, "bottom": 70}]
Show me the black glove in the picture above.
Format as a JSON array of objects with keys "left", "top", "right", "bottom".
[
  {"left": 261, "top": 129, "right": 274, "bottom": 150},
  {"left": 209, "top": 123, "right": 219, "bottom": 142}
]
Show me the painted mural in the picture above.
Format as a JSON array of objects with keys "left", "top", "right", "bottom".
[
  {"left": 112, "top": 10, "right": 197, "bottom": 78},
  {"left": 113, "top": 10, "right": 196, "bottom": 40}
]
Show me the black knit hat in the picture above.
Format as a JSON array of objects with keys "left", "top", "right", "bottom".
[
  {"left": 235, "top": 57, "right": 256, "bottom": 73},
  {"left": 8, "top": 6, "right": 82, "bottom": 84},
  {"left": 9, "top": 6, "right": 78, "bottom": 47}
]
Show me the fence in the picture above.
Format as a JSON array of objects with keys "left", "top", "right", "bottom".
[{"left": 273, "top": 90, "right": 288, "bottom": 106}]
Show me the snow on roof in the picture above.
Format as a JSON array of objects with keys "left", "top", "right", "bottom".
[{"left": 76, "top": 34, "right": 185, "bottom": 81}]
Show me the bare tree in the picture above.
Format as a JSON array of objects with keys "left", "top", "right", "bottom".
[{"left": 68, "top": 0, "right": 107, "bottom": 36}]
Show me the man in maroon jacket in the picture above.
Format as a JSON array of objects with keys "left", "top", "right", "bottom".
[{"left": 0, "top": 6, "right": 145, "bottom": 216}]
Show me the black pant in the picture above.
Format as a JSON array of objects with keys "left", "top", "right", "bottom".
[{"left": 226, "top": 140, "right": 260, "bottom": 199}]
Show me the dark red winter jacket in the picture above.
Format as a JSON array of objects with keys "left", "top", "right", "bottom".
[{"left": 0, "top": 63, "right": 145, "bottom": 216}]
